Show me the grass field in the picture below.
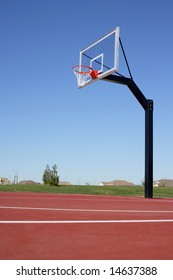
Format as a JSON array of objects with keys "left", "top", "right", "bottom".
[{"left": 0, "top": 184, "right": 173, "bottom": 198}]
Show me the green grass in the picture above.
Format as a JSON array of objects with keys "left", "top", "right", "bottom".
[{"left": 0, "top": 184, "right": 173, "bottom": 198}]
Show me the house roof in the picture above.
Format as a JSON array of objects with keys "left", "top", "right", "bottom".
[
  {"left": 18, "top": 180, "right": 41, "bottom": 185},
  {"left": 100, "top": 180, "right": 134, "bottom": 186},
  {"left": 0, "top": 177, "right": 11, "bottom": 184},
  {"left": 156, "top": 179, "right": 173, "bottom": 187}
]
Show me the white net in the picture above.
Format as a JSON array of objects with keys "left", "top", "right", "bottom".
[{"left": 72, "top": 65, "right": 92, "bottom": 88}]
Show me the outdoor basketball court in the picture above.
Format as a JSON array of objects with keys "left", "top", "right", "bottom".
[
  {"left": 0, "top": 191, "right": 173, "bottom": 260},
  {"left": 0, "top": 27, "right": 171, "bottom": 261}
]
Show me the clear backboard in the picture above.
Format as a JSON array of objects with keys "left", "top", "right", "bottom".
[{"left": 73, "top": 27, "right": 120, "bottom": 88}]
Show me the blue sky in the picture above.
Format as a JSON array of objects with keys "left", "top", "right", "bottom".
[{"left": 1, "top": 0, "right": 173, "bottom": 185}]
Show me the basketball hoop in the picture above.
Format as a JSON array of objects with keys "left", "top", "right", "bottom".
[{"left": 72, "top": 65, "right": 98, "bottom": 87}]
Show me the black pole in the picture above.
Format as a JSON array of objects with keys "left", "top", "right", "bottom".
[
  {"left": 145, "top": 99, "right": 153, "bottom": 198},
  {"left": 103, "top": 75, "right": 154, "bottom": 198},
  {"left": 127, "top": 81, "right": 154, "bottom": 198}
]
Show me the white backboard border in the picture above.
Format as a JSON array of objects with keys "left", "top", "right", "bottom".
[{"left": 78, "top": 27, "right": 120, "bottom": 88}]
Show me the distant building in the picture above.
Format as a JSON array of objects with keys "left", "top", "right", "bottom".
[
  {"left": 99, "top": 180, "right": 134, "bottom": 186},
  {"left": 59, "top": 181, "right": 71, "bottom": 186},
  {"left": 18, "top": 180, "right": 41, "bottom": 185},
  {"left": 153, "top": 179, "right": 173, "bottom": 187},
  {"left": 0, "top": 177, "right": 11, "bottom": 185}
]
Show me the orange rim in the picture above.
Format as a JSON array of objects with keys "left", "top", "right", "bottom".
[{"left": 72, "top": 65, "right": 92, "bottom": 74}]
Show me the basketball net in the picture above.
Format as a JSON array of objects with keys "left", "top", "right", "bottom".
[{"left": 72, "top": 65, "right": 92, "bottom": 87}]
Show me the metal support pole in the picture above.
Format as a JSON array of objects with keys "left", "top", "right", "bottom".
[
  {"left": 103, "top": 75, "right": 154, "bottom": 198},
  {"left": 145, "top": 99, "right": 153, "bottom": 198}
]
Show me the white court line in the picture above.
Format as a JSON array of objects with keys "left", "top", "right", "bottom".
[
  {"left": 0, "top": 219, "right": 173, "bottom": 224},
  {"left": 0, "top": 206, "right": 173, "bottom": 213}
]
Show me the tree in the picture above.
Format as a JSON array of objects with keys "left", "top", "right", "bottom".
[{"left": 42, "top": 164, "right": 59, "bottom": 186}]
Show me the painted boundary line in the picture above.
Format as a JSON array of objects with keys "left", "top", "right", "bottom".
[
  {"left": 0, "top": 206, "right": 173, "bottom": 213},
  {"left": 0, "top": 219, "right": 173, "bottom": 224}
]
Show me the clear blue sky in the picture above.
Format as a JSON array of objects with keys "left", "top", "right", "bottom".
[{"left": 1, "top": 0, "right": 173, "bottom": 185}]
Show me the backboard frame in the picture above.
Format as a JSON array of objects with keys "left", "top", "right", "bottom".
[{"left": 78, "top": 27, "right": 120, "bottom": 88}]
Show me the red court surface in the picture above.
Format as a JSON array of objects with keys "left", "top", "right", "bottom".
[{"left": 0, "top": 191, "right": 173, "bottom": 260}]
